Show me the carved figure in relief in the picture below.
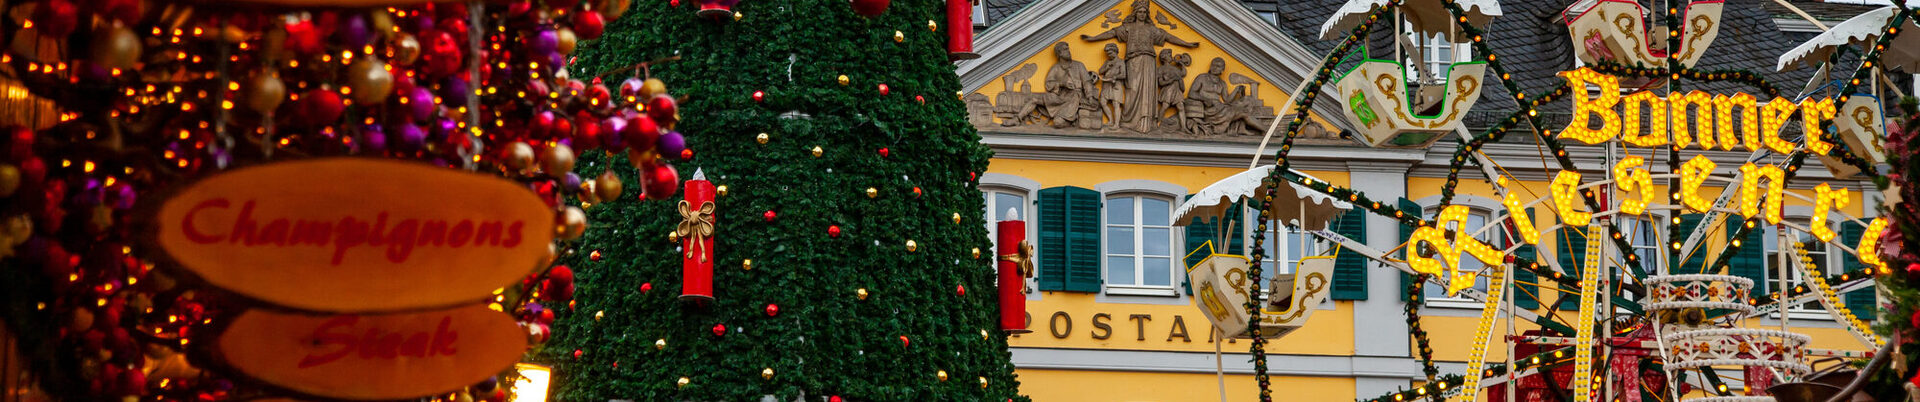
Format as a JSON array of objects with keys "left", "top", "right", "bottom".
[
  {"left": 1082, "top": 0, "right": 1198, "bottom": 132},
  {"left": 1096, "top": 43, "right": 1127, "bottom": 129},
  {"left": 1028, "top": 42, "right": 1093, "bottom": 129},
  {"left": 1155, "top": 49, "right": 1188, "bottom": 131},
  {"left": 1184, "top": 57, "right": 1229, "bottom": 136}
]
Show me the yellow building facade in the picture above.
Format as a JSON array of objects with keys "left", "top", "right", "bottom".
[{"left": 959, "top": 0, "right": 1887, "bottom": 400}]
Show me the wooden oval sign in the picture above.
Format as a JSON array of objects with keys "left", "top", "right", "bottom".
[
  {"left": 157, "top": 158, "right": 553, "bottom": 312},
  {"left": 218, "top": 304, "right": 528, "bottom": 400}
]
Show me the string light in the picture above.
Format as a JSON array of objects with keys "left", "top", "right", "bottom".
[
  {"left": 1738, "top": 163, "right": 1785, "bottom": 224},
  {"left": 1809, "top": 184, "right": 1848, "bottom": 242},
  {"left": 1800, "top": 97, "right": 1838, "bottom": 155},
  {"left": 1612, "top": 156, "right": 1652, "bottom": 216},
  {"left": 1761, "top": 99, "right": 1799, "bottom": 153},
  {"left": 1669, "top": 90, "right": 1714, "bottom": 149},
  {"left": 1679, "top": 155, "right": 1717, "bottom": 212},
  {"left": 1503, "top": 192, "right": 1539, "bottom": 245},
  {"left": 1619, "top": 91, "right": 1668, "bottom": 147},
  {"left": 1557, "top": 68, "right": 1620, "bottom": 144},
  {"left": 1714, "top": 93, "right": 1756, "bottom": 151},
  {"left": 1551, "top": 171, "right": 1590, "bottom": 226}
]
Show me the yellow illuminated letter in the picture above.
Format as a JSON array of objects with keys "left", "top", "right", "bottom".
[
  {"left": 1738, "top": 163, "right": 1786, "bottom": 224},
  {"left": 1409, "top": 205, "right": 1507, "bottom": 296},
  {"left": 1558, "top": 68, "right": 1622, "bottom": 144},
  {"left": 1552, "top": 170, "right": 1591, "bottom": 226},
  {"left": 1801, "top": 97, "right": 1838, "bottom": 155},
  {"left": 1621, "top": 91, "right": 1669, "bottom": 147},
  {"left": 1860, "top": 218, "right": 1890, "bottom": 272},
  {"left": 1761, "top": 99, "right": 1799, "bottom": 153},
  {"left": 1715, "top": 93, "right": 1757, "bottom": 151},
  {"left": 1670, "top": 91, "right": 1715, "bottom": 149},
  {"left": 1679, "top": 155, "right": 1717, "bottom": 213},
  {"left": 1504, "top": 192, "right": 1539, "bottom": 245},
  {"left": 1612, "top": 156, "right": 1654, "bottom": 216},
  {"left": 1810, "top": 183, "right": 1850, "bottom": 243}
]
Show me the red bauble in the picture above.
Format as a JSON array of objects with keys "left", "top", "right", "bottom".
[
  {"left": 302, "top": 89, "right": 346, "bottom": 125},
  {"left": 752, "top": 90, "right": 765, "bottom": 103},
  {"left": 898, "top": 335, "right": 909, "bottom": 347},
  {"left": 956, "top": 285, "right": 965, "bottom": 296},
  {"left": 574, "top": 113, "right": 604, "bottom": 148},
  {"left": 643, "top": 163, "right": 679, "bottom": 199},
  {"left": 32, "top": 0, "right": 79, "bottom": 36},
  {"left": 9, "top": 125, "right": 36, "bottom": 161},
  {"left": 641, "top": 282, "right": 653, "bottom": 292},
  {"left": 764, "top": 210, "right": 776, "bottom": 222},
  {"left": 545, "top": 265, "right": 576, "bottom": 301},
  {"left": 585, "top": 83, "right": 612, "bottom": 108},
  {"left": 679, "top": 149, "right": 693, "bottom": 160},
  {"left": 282, "top": 20, "right": 324, "bottom": 57},
  {"left": 550, "top": 118, "right": 574, "bottom": 142},
  {"left": 915, "top": 95, "right": 925, "bottom": 104},
  {"left": 764, "top": 304, "right": 779, "bottom": 316},
  {"left": 878, "top": 147, "right": 889, "bottom": 157},
  {"left": 118, "top": 365, "right": 145, "bottom": 395},
  {"left": 711, "top": 323, "right": 726, "bottom": 337},
  {"left": 911, "top": 187, "right": 922, "bottom": 198},
  {"left": 424, "top": 30, "right": 465, "bottom": 77},
  {"left": 573, "top": 11, "right": 606, "bottom": 40},
  {"left": 828, "top": 225, "right": 841, "bottom": 238},
  {"left": 624, "top": 115, "right": 661, "bottom": 151},
  {"left": 877, "top": 83, "right": 889, "bottom": 95},
  {"left": 573, "top": 349, "right": 583, "bottom": 359},
  {"left": 851, "top": 0, "right": 889, "bottom": 16},
  {"left": 590, "top": 250, "right": 603, "bottom": 261},
  {"left": 537, "top": 309, "right": 555, "bottom": 324},
  {"left": 646, "top": 95, "right": 678, "bottom": 126}
]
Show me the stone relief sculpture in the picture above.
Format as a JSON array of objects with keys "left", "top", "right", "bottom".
[{"left": 966, "top": 0, "right": 1302, "bottom": 139}]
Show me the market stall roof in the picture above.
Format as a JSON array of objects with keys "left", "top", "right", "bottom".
[
  {"left": 1174, "top": 166, "right": 1352, "bottom": 231},
  {"left": 1777, "top": 6, "right": 1920, "bottom": 72},
  {"left": 1319, "top": 0, "right": 1501, "bottom": 41}
]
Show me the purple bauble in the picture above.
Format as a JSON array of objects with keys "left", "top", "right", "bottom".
[
  {"left": 656, "top": 131, "right": 686, "bottom": 158},
  {"left": 109, "top": 184, "right": 135, "bottom": 210},
  {"left": 430, "top": 117, "right": 458, "bottom": 142},
  {"left": 529, "top": 29, "right": 558, "bottom": 58},
  {"left": 619, "top": 77, "right": 646, "bottom": 98},
  {"left": 361, "top": 124, "right": 387, "bottom": 152},
  {"left": 561, "top": 172, "right": 582, "bottom": 190},
  {"left": 548, "top": 53, "right": 568, "bottom": 71},
  {"left": 602, "top": 117, "right": 627, "bottom": 151},
  {"left": 406, "top": 87, "right": 435, "bottom": 122},
  {"left": 440, "top": 77, "right": 469, "bottom": 103},
  {"left": 392, "top": 124, "right": 427, "bottom": 151},
  {"left": 337, "top": 15, "right": 371, "bottom": 48}
]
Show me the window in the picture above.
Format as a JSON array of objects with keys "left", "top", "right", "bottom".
[
  {"left": 972, "top": 0, "right": 987, "bottom": 27},
  {"left": 1616, "top": 216, "right": 1661, "bottom": 269},
  {"left": 1254, "top": 222, "right": 1318, "bottom": 299},
  {"left": 1403, "top": 28, "right": 1471, "bottom": 84},
  {"left": 983, "top": 188, "right": 1028, "bottom": 250},
  {"left": 1763, "top": 223, "right": 1829, "bottom": 314},
  {"left": 1106, "top": 194, "right": 1177, "bottom": 293},
  {"left": 1423, "top": 208, "right": 1500, "bottom": 303}
]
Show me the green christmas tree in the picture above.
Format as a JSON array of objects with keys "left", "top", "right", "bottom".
[{"left": 538, "top": 0, "right": 1026, "bottom": 400}]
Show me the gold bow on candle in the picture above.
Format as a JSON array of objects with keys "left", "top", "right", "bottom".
[
  {"left": 675, "top": 200, "right": 716, "bottom": 261},
  {"left": 998, "top": 240, "right": 1036, "bottom": 293}
]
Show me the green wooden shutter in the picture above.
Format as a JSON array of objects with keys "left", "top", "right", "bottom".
[
  {"left": 1841, "top": 221, "right": 1876, "bottom": 321},
  {"left": 1675, "top": 214, "right": 1709, "bottom": 275},
  {"left": 1728, "top": 217, "right": 1767, "bottom": 297},
  {"left": 1038, "top": 186, "right": 1102, "bottom": 292},
  {"left": 1331, "top": 208, "right": 1369, "bottom": 300},
  {"left": 1513, "top": 209, "right": 1540, "bottom": 309},
  {"left": 1182, "top": 195, "right": 1217, "bottom": 295},
  {"left": 1398, "top": 198, "right": 1422, "bottom": 302},
  {"left": 1556, "top": 217, "right": 1587, "bottom": 310}
]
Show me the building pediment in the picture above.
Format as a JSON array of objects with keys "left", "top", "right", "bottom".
[{"left": 958, "top": 0, "right": 1358, "bottom": 145}]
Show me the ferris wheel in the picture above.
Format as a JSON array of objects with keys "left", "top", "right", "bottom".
[{"left": 1174, "top": 0, "right": 1920, "bottom": 401}]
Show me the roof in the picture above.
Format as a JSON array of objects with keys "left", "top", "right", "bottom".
[{"left": 1763, "top": 0, "right": 1889, "bottom": 22}]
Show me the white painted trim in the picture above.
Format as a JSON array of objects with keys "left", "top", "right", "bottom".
[
  {"left": 1010, "top": 347, "right": 1459, "bottom": 380},
  {"left": 1094, "top": 179, "right": 1188, "bottom": 199},
  {"left": 1097, "top": 180, "right": 1188, "bottom": 294}
]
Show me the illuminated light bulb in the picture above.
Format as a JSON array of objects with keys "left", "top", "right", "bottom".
[
  {"left": 1761, "top": 99, "right": 1800, "bottom": 153},
  {"left": 1679, "top": 155, "right": 1717, "bottom": 213},
  {"left": 1620, "top": 91, "right": 1669, "bottom": 147},
  {"left": 1557, "top": 68, "right": 1621, "bottom": 144},
  {"left": 1738, "top": 163, "right": 1786, "bottom": 224},
  {"left": 1810, "top": 184, "right": 1848, "bottom": 243},
  {"left": 1800, "top": 97, "right": 1838, "bottom": 155},
  {"left": 1551, "top": 171, "right": 1591, "bottom": 226},
  {"left": 1715, "top": 93, "right": 1758, "bottom": 151},
  {"left": 1612, "top": 156, "right": 1652, "bottom": 216},
  {"left": 1859, "top": 218, "right": 1890, "bottom": 270},
  {"left": 1503, "top": 192, "right": 1540, "bottom": 245}
]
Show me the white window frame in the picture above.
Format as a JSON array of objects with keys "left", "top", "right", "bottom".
[
  {"left": 1103, "top": 193, "right": 1180, "bottom": 295},
  {"left": 1247, "top": 209, "right": 1319, "bottom": 300},
  {"left": 1421, "top": 206, "right": 1502, "bottom": 309},
  {"left": 1094, "top": 180, "right": 1187, "bottom": 297},
  {"left": 979, "top": 174, "right": 1039, "bottom": 291},
  {"left": 1403, "top": 25, "right": 1472, "bottom": 84}
]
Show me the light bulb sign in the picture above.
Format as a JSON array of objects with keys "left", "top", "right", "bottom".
[
  {"left": 1407, "top": 67, "right": 1889, "bottom": 294},
  {"left": 155, "top": 158, "right": 556, "bottom": 312},
  {"left": 217, "top": 303, "right": 528, "bottom": 400}
]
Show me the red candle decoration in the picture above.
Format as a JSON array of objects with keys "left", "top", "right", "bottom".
[
  {"left": 995, "top": 218, "right": 1031, "bottom": 333},
  {"left": 945, "top": 0, "right": 979, "bottom": 60},
  {"left": 678, "top": 169, "right": 716, "bottom": 303},
  {"left": 697, "top": 0, "right": 740, "bottom": 19}
]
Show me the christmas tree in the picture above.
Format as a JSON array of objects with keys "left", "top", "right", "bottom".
[{"left": 538, "top": 0, "right": 1026, "bottom": 400}]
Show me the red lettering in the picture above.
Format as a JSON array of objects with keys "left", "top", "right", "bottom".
[
  {"left": 501, "top": 221, "right": 524, "bottom": 248},
  {"left": 296, "top": 315, "right": 360, "bottom": 368},
  {"left": 447, "top": 221, "right": 474, "bottom": 247},
  {"left": 432, "top": 316, "right": 458, "bottom": 356},
  {"left": 367, "top": 212, "right": 390, "bottom": 246},
  {"left": 474, "top": 221, "right": 503, "bottom": 246},
  {"left": 230, "top": 200, "right": 260, "bottom": 244},
  {"left": 289, "top": 220, "right": 333, "bottom": 246},
  {"left": 333, "top": 217, "right": 368, "bottom": 265},
  {"left": 181, "top": 198, "right": 230, "bottom": 244},
  {"left": 386, "top": 219, "right": 419, "bottom": 263},
  {"left": 417, "top": 220, "right": 448, "bottom": 247},
  {"left": 258, "top": 218, "right": 290, "bottom": 246},
  {"left": 400, "top": 332, "right": 430, "bottom": 357}
]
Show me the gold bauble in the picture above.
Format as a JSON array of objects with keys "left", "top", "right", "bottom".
[
  {"left": 971, "top": 248, "right": 980, "bottom": 259},
  {"left": 0, "top": 164, "right": 19, "bottom": 197},
  {"left": 90, "top": 24, "right": 142, "bottom": 72},
  {"left": 370, "top": 11, "right": 396, "bottom": 37},
  {"left": 654, "top": 339, "right": 667, "bottom": 350},
  {"left": 390, "top": 33, "right": 422, "bottom": 65},
  {"left": 345, "top": 57, "right": 394, "bottom": 104},
  {"left": 936, "top": 370, "right": 948, "bottom": 381},
  {"left": 928, "top": 20, "right": 938, "bottom": 31},
  {"left": 856, "top": 288, "right": 869, "bottom": 300},
  {"left": 68, "top": 308, "right": 94, "bottom": 332},
  {"left": 627, "top": 148, "right": 660, "bottom": 168},
  {"left": 761, "top": 368, "right": 774, "bottom": 380},
  {"left": 980, "top": 329, "right": 990, "bottom": 340},
  {"left": 593, "top": 311, "right": 605, "bottom": 321},
  {"left": 599, "top": 0, "right": 632, "bottom": 20},
  {"left": 676, "top": 377, "right": 690, "bottom": 388},
  {"left": 755, "top": 133, "right": 770, "bottom": 144},
  {"left": 742, "top": 259, "right": 754, "bottom": 270},
  {"left": 836, "top": 75, "right": 850, "bottom": 86},
  {"left": 905, "top": 240, "right": 917, "bottom": 252},
  {"left": 979, "top": 377, "right": 988, "bottom": 388},
  {"left": 733, "top": 11, "right": 743, "bottom": 20},
  {"left": 555, "top": 28, "right": 578, "bottom": 55},
  {"left": 811, "top": 146, "right": 824, "bottom": 157},
  {"left": 717, "top": 185, "right": 729, "bottom": 196},
  {"left": 864, "top": 187, "right": 878, "bottom": 198},
  {"left": 893, "top": 31, "right": 905, "bottom": 42},
  {"left": 640, "top": 78, "right": 668, "bottom": 99},
  {"left": 951, "top": 212, "right": 962, "bottom": 224},
  {"left": 506, "top": 142, "right": 537, "bottom": 172},
  {"left": 595, "top": 170, "right": 624, "bottom": 200},
  {"left": 541, "top": 142, "right": 577, "bottom": 174},
  {"left": 667, "top": 231, "right": 679, "bottom": 242},
  {"left": 244, "top": 71, "right": 288, "bottom": 114},
  {"left": 558, "top": 206, "right": 588, "bottom": 240}
]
